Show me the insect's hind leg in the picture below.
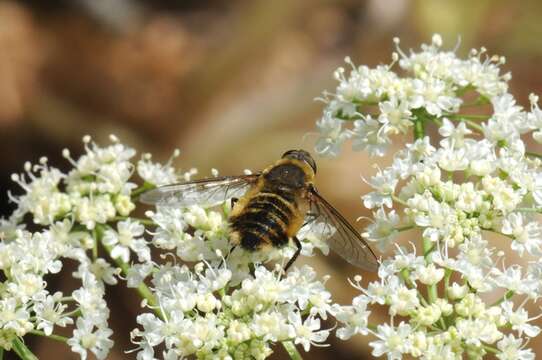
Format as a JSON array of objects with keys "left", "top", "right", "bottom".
[
  {"left": 225, "top": 245, "right": 237, "bottom": 261},
  {"left": 284, "top": 236, "right": 302, "bottom": 273}
]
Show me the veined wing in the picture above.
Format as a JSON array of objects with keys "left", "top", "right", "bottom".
[
  {"left": 307, "top": 186, "right": 379, "bottom": 271},
  {"left": 140, "top": 175, "right": 260, "bottom": 207}
]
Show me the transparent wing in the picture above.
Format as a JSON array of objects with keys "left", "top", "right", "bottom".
[
  {"left": 140, "top": 175, "right": 260, "bottom": 207},
  {"left": 307, "top": 187, "right": 379, "bottom": 271}
]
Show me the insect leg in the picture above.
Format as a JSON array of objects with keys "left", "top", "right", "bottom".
[
  {"left": 225, "top": 245, "right": 237, "bottom": 261},
  {"left": 284, "top": 236, "right": 302, "bottom": 272}
]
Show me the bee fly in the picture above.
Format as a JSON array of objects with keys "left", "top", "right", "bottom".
[{"left": 140, "top": 149, "right": 378, "bottom": 272}]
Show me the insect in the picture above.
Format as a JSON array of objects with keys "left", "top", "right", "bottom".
[{"left": 140, "top": 149, "right": 378, "bottom": 272}]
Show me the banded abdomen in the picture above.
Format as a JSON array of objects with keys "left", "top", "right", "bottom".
[{"left": 230, "top": 186, "right": 302, "bottom": 251}]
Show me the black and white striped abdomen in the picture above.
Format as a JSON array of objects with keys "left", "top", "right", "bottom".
[{"left": 230, "top": 189, "right": 296, "bottom": 251}]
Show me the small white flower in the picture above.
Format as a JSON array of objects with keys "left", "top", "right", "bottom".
[
  {"left": 369, "top": 322, "right": 412, "bottom": 360},
  {"left": 314, "top": 112, "right": 352, "bottom": 157},
  {"left": 34, "top": 293, "right": 73, "bottom": 336},
  {"left": 102, "top": 219, "right": 149, "bottom": 263},
  {"left": 415, "top": 263, "right": 444, "bottom": 285},
  {"left": 352, "top": 116, "right": 390, "bottom": 157},
  {"left": 501, "top": 301, "right": 541, "bottom": 338},
  {"left": 501, "top": 213, "right": 542, "bottom": 256},
  {"left": 289, "top": 312, "right": 330, "bottom": 352},
  {"left": 137, "top": 150, "right": 180, "bottom": 186},
  {"left": 332, "top": 296, "right": 370, "bottom": 340},
  {"left": 362, "top": 208, "right": 400, "bottom": 250},
  {"left": 496, "top": 334, "right": 535, "bottom": 360},
  {"left": 68, "top": 317, "right": 114, "bottom": 360}
]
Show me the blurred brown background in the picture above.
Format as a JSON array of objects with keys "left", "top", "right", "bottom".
[{"left": 1, "top": 0, "right": 542, "bottom": 359}]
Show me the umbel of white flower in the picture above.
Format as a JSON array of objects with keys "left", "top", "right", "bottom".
[
  {"left": 2, "top": 33, "right": 542, "bottom": 360},
  {"left": 1, "top": 134, "right": 335, "bottom": 359},
  {"left": 318, "top": 34, "right": 542, "bottom": 359}
]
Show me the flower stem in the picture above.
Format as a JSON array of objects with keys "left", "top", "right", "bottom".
[
  {"left": 391, "top": 195, "right": 408, "bottom": 207},
  {"left": 97, "top": 225, "right": 164, "bottom": 320},
  {"left": 131, "top": 182, "right": 156, "bottom": 200},
  {"left": 447, "top": 113, "right": 490, "bottom": 120},
  {"left": 413, "top": 115, "right": 425, "bottom": 140},
  {"left": 483, "top": 344, "right": 499, "bottom": 354},
  {"left": 282, "top": 341, "right": 303, "bottom": 360},
  {"left": 515, "top": 207, "right": 542, "bottom": 214},
  {"left": 446, "top": 116, "right": 484, "bottom": 133},
  {"left": 29, "top": 330, "right": 68, "bottom": 343},
  {"left": 444, "top": 269, "right": 452, "bottom": 301},
  {"left": 11, "top": 338, "right": 38, "bottom": 360},
  {"left": 104, "top": 243, "right": 163, "bottom": 319},
  {"left": 92, "top": 228, "right": 99, "bottom": 260},
  {"left": 112, "top": 216, "right": 156, "bottom": 227},
  {"left": 526, "top": 151, "right": 542, "bottom": 160},
  {"left": 413, "top": 115, "right": 440, "bottom": 304},
  {"left": 395, "top": 225, "right": 414, "bottom": 232},
  {"left": 490, "top": 290, "right": 514, "bottom": 307}
]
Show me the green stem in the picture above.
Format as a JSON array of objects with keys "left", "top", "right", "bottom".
[
  {"left": 102, "top": 243, "right": 164, "bottom": 320},
  {"left": 281, "top": 341, "right": 303, "bottom": 360},
  {"left": 29, "top": 330, "right": 68, "bottom": 343},
  {"left": 526, "top": 151, "right": 542, "bottom": 160},
  {"left": 0, "top": 348, "right": 3, "bottom": 360},
  {"left": 391, "top": 195, "right": 408, "bottom": 207},
  {"left": 460, "top": 97, "right": 489, "bottom": 107},
  {"left": 104, "top": 243, "right": 163, "bottom": 319},
  {"left": 446, "top": 116, "right": 484, "bottom": 133},
  {"left": 131, "top": 182, "right": 156, "bottom": 199},
  {"left": 64, "top": 309, "right": 82, "bottom": 318},
  {"left": 395, "top": 225, "right": 414, "bottom": 232},
  {"left": 427, "top": 283, "right": 438, "bottom": 303},
  {"left": 11, "top": 338, "right": 38, "bottom": 360},
  {"left": 514, "top": 207, "right": 542, "bottom": 213},
  {"left": 491, "top": 290, "right": 514, "bottom": 307},
  {"left": 97, "top": 225, "right": 164, "bottom": 320},
  {"left": 413, "top": 116, "right": 425, "bottom": 140},
  {"left": 483, "top": 344, "right": 499, "bottom": 354},
  {"left": 444, "top": 269, "right": 452, "bottom": 301},
  {"left": 112, "top": 217, "right": 156, "bottom": 227},
  {"left": 92, "top": 228, "right": 98, "bottom": 260},
  {"left": 413, "top": 115, "right": 440, "bottom": 305},
  {"left": 447, "top": 113, "right": 490, "bottom": 120},
  {"left": 400, "top": 269, "right": 429, "bottom": 306}
]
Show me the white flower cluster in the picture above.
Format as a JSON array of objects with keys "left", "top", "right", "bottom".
[
  {"left": 130, "top": 200, "right": 335, "bottom": 358},
  {"left": 1, "top": 136, "right": 159, "bottom": 358},
  {"left": 0, "top": 218, "right": 114, "bottom": 359},
  {"left": 131, "top": 262, "right": 332, "bottom": 359},
  {"left": 1, "top": 135, "right": 181, "bottom": 359},
  {"left": 2, "top": 135, "right": 337, "bottom": 359},
  {"left": 146, "top": 202, "right": 330, "bottom": 284},
  {"left": 319, "top": 35, "right": 542, "bottom": 359},
  {"left": 315, "top": 34, "right": 511, "bottom": 157}
]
